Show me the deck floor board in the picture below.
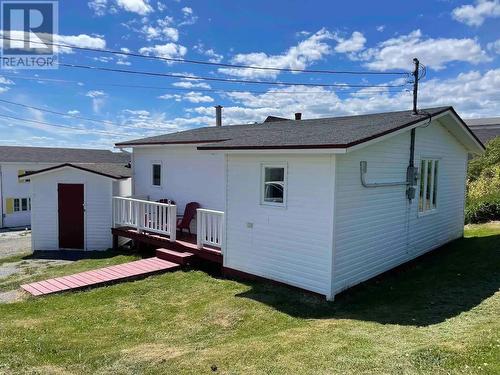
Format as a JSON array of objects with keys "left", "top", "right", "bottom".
[{"left": 21, "top": 257, "right": 180, "bottom": 297}]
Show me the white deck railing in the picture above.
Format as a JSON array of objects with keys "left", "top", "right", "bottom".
[
  {"left": 113, "top": 197, "right": 177, "bottom": 242},
  {"left": 197, "top": 208, "right": 224, "bottom": 250}
]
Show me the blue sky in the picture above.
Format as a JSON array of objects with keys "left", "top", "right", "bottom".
[{"left": 1, "top": 0, "right": 499, "bottom": 149}]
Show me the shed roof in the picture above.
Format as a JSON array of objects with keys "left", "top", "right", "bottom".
[
  {"left": 0, "top": 146, "right": 130, "bottom": 163},
  {"left": 20, "top": 163, "right": 132, "bottom": 180},
  {"left": 116, "top": 106, "right": 483, "bottom": 152}
]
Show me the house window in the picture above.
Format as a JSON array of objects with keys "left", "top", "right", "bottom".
[
  {"left": 152, "top": 163, "right": 162, "bottom": 187},
  {"left": 261, "top": 164, "right": 286, "bottom": 206},
  {"left": 13, "top": 198, "right": 30, "bottom": 212},
  {"left": 419, "top": 159, "right": 439, "bottom": 213}
]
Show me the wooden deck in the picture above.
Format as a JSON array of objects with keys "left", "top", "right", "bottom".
[
  {"left": 112, "top": 226, "right": 223, "bottom": 264},
  {"left": 21, "top": 257, "right": 180, "bottom": 296}
]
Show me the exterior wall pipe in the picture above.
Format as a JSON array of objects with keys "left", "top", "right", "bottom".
[{"left": 359, "top": 161, "right": 409, "bottom": 188}]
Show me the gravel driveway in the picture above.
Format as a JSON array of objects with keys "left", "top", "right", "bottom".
[{"left": 0, "top": 229, "right": 32, "bottom": 258}]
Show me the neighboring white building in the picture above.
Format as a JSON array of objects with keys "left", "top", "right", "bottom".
[
  {"left": 23, "top": 163, "right": 131, "bottom": 251},
  {"left": 112, "top": 106, "right": 483, "bottom": 300},
  {"left": 0, "top": 146, "right": 130, "bottom": 228}
]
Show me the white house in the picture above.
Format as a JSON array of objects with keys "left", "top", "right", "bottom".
[
  {"left": 22, "top": 163, "right": 131, "bottom": 251},
  {"left": 0, "top": 146, "right": 130, "bottom": 228},
  {"left": 111, "top": 106, "right": 484, "bottom": 300},
  {"left": 27, "top": 106, "right": 484, "bottom": 300}
]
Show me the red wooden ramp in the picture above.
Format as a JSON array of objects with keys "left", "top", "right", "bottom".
[{"left": 21, "top": 257, "right": 180, "bottom": 297}]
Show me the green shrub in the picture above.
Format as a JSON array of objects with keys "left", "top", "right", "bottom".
[
  {"left": 466, "top": 161, "right": 500, "bottom": 224},
  {"left": 468, "top": 137, "right": 500, "bottom": 182}
]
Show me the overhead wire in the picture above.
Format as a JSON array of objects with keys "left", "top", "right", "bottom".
[{"left": 1, "top": 35, "right": 410, "bottom": 76}]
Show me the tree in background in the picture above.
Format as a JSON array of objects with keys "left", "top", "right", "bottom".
[{"left": 466, "top": 137, "right": 500, "bottom": 224}]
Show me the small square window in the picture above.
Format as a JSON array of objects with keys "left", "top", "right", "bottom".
[
  {"left": 261, "top": 164, "right": 286, "bottom": 206},
  {"left": 152, "top": 163, "right": 162, "bottom": 186}
]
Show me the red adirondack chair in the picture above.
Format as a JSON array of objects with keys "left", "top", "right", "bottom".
[{"left": 177, "top": 202, "right": 201, "bottom": 235}]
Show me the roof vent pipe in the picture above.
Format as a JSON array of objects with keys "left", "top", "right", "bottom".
[
  {"left": 215, "top": 105, "right": 223, "bottom": 127},
  {"left": 295, "top": 112, "right": 302, "bottom": 120}
]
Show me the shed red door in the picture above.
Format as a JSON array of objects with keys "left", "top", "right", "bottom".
[{"left": 58, "top": 183, "right": 84, "bottom": 249}]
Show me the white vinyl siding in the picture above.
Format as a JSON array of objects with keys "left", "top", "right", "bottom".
[
  {"left": 332, "top": 119, "right": 468, "bottom": 295},
  {"left": 225, "top": 154, "right": 335, "bottom": 296},
  {"left": 30, "top": 168, "right": 116, "bottom": 251},
  {"left": 0, "top": 163, "right": 55, "bottom": 228},
  {"left": 132, "top": 146, "right": 225, "bottom": 212}
]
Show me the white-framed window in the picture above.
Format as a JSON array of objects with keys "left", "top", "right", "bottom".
[
  {"left": 152, "top": 162, "right": 162, "bottom": 187},
  {"left": 419, "top": 159, "right": 439, "bottom": 214},
  {"left": 13, "top": 198, "right": 30, "bottom": 212},
  {"left": 261, "top": 163, "right": 287, "bottom": 207}
]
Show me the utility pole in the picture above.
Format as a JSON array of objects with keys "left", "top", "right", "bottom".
[{"left": 412, "top": 58, "right": 419, "bottom": 115}]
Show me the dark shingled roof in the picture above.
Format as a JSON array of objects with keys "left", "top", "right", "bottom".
[
  {"left": 116, "top": 107, "right": 458, "bottom": 150},
  {"left": 21, "top": 163, "right": 132, "bottom": 180},
  {"left": 0, "top": 146, "right": 130, "bottom": 163},
  {"left": 116, "top": 107, "right": 454, "bottom": 150},
  {"left": 465, "top": 117, "right": 500, "bottom": 144}
]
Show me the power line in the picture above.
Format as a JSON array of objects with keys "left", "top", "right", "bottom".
[
  {"left": 1, "top": 36, "right": 410, "bottom": 76},
  {"left": 58, "top": 62, "right": 410, "bottom": 88},
  {"left": 0, "top": 98, "right": 178, "bottom": 131},
  {"left": 0, "top": 113, "right": 133, "bottom": 136},
  {"left": 6, "top": 73, "right": 409, "bottom": 94}
]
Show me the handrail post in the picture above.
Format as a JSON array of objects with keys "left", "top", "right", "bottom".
[
  {"left": 169, "top": 205, "right": 177, "bottom": 243},
  {"left": 196, "top": 209, "right": 202, "bottom": 249},
  {"left": 137, "top": 201, "right": 143, "bottom": 233}
]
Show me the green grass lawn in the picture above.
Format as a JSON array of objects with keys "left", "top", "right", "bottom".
[{"left": 0, "top": 224, "right": 498, "bottom": 374}]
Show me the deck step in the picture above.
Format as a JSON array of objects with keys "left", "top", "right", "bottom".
[{"left": 156, "top": 248, "right": 194, "bottom": 265}]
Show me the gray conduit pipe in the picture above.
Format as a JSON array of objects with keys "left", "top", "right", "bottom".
[{"left": 359, "top": 161, "right": 409, "bottom": 188}]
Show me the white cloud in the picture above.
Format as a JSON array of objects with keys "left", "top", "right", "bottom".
[
  {"left": 179, "top": 6, "right": 198, "bottom": 26},
  {"left": 86, "top": 90, "right": 107, "bottom": 113},
  {"left": 376, "top": 25, "right": 385, "bottom": 32},
  {"left": 86, "top": 90, "right": 106, "bottom": 98},
  {"left": 172, "top": 80, "right": 211, "bottom": 89},
  {"left": 2, "top": 31, "right": 106, "bottom": 54},
  {"left": 116, "top": 0, "right": 153, "bottom": 15},
  {"left": 163, "top": 67, "right": 500, "bottom": 130},
  {"left": 158, "top": 91, "right": 213, "bottom": 103},
  {"left": 452, "top": 0, "right": 500, "bottom": 26},
  {"left": 181, "top": 6, "right": 193, "bottom": 15},
  {"left": 0, "top": 76, "right": 14, "bottom": 85},
  {"left": 487, "top": 39, "right": 500, "bottom": 54},
  {"left": 55, "top": 34, "right": 106, "bottom": 53},
  {"left": 193, "top": 43, "right": 223, "bottom": 63},
  {"left": 184, "top": 92, "right": 214, "bottom": 103},
  {"left": 67, "top": 110, "right": 80, "bottom": 115},
  {"left": 139, "top": 43, "right": 187, "bottom": 60},
  {"left": 157, "top": 2, "right": 166, "bottom": 12},
  {"left": 361, "top": 30, "right": 490, "bottom": 71},
  {"left": 219, "top": 28, "right": 334, "bottom": 79},
  {"left": 334, "top": 31, "right": 366, "bottom": 53},
  {"left": 141, "top": 24, "right": 179, "bottom": 42},
  {"left": 88, "top": 0, "right": 108, "bottom": 16}
]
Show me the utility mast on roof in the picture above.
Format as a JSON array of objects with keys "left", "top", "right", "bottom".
[{"left": 412, "top": 58, "right": 420, "bottom": 115}]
